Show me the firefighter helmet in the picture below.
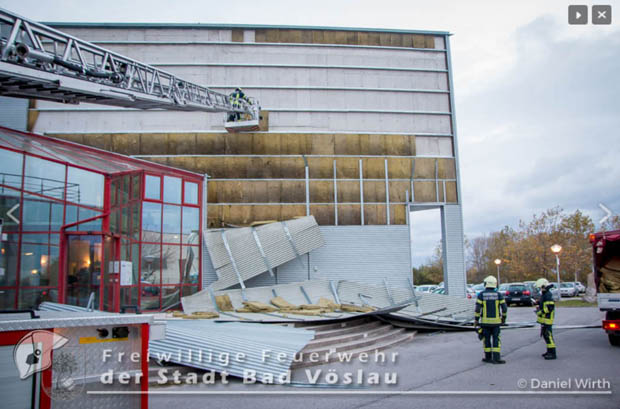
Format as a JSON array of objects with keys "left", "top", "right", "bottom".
[
  {"left": 483, "top": 275, "right": 498, "bottom": 289},
  {"left": 535, "top": 278, "right": 550, "bottom": 289}
]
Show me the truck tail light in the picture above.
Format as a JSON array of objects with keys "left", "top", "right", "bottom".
[{"left": 603, "top": 320, "right": 619, "bottom": 330}]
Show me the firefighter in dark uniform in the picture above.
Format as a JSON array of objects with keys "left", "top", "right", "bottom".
[
  {"left": 475, "top": 275, "right": 508, "bottom": 364},
  {"left": 228, "top": 87, "right": 248, "bottom": 121},
  {"left": 535, "top": 278, "right": 556, "bottom": 360}
]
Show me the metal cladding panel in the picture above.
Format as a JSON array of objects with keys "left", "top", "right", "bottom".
[
  {"left": 0, "top": 97, "right": 27, "bottom": 131},
  {"left": 149, "top": 320, "right": 314, "bottom": 382},
  {"left": 204, "top": 216, "right": 324, "bottom": 290},
  {"left": 276, "top": 225, "right": 411, "bottom": 285},
  {"left": 441, "top": 204, "right": 466, "bottom": 297},
  {"left": 202, "top": 240, "right": 218, "bottom": 287}
]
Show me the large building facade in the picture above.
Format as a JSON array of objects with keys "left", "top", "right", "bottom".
[{"left": 12, "top": 23, "right": 466, "bottom": 296}]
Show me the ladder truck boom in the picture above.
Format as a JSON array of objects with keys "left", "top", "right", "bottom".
[{"left": 0, "top": 8, "right": 260, "bottom": 131}]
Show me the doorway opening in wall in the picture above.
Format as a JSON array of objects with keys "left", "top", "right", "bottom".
[{"left": 409, "top": 208, "right": 443, "bottom": 287}]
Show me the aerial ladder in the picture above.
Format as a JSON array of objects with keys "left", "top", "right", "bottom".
[{"left": 0, "top": 7, "right": 261, "bottom": 132}]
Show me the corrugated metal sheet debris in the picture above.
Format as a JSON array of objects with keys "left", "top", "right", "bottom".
[
  {"left": 149, "top": 320, "right": 315, "bottom": 382},
  {"left": 205, "top": 216, "right": 324, "bottom": 290},
  {"left": 182, "top": 279, "right": 474, "bottom": 326}
]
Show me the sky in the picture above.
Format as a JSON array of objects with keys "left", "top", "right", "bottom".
[{"left": 2, "top": 0, "right": 620, "bottom": 266}]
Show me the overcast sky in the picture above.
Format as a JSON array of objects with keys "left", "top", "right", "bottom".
[{"left": 3, "top": 0, "right": 619, "bottom": 266}]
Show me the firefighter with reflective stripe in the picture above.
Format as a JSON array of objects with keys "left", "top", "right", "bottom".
[
  {"left": 475, "top": 275, "right": 508, "bottom": 364},
  {"left": 535, "top": 278, "right": 556, "bottom": 360},
  {"left": 228, "top": 87, "right": 249, "bottom": 121}
]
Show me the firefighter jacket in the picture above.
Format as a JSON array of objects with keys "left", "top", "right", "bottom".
[
  {"left": 475, "top": 288, "right": 507, "bottom": 325},
  {"left": 537, "top": 289, "right": 555, "bottom": 325}
]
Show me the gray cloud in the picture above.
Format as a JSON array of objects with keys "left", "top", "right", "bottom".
[{"left": 458, "top": 16, "right": 620, "bottom": 237}]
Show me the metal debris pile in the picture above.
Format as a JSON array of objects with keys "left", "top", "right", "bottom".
[{"left": 181, "top": 279, "right": 475, "bottom": 329}]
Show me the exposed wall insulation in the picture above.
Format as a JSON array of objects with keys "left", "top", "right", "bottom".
[
  {"left": 47, "top": 132, "right": 419, "bottom": 157},
  {"left": 253, "top": 29, "right": 435, "bottom": 48}
]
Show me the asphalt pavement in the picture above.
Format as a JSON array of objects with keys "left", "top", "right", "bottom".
[{"left": 149, "top": 306, "right": 620, "bottom": 409}]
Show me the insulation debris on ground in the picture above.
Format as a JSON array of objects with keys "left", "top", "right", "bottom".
[{"left": 181, "top": 279, "right": 475, "bottom": 329}]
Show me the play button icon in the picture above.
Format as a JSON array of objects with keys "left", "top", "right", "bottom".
[{"left": 569, "top": 5, "right": 588, "bottom": 24}]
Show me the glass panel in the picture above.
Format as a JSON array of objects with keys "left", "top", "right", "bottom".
[
  {"left": 102, "top": 236, "right": 114, "bottom": 311},
  {"left": 121, "top": 239, "right": 131, "bottom": 262},
  {"left": 140, "top": 286, "right": 160, "bottom": 311},
  {"left": 65, "top": 206, "right": 101, "bottom": 232},
  {"left": 120, "top": 287, "right": 139, "bottom": 309},
  {"left": 122, "top": 175, "right": 130, "bottom": 204},
  {"left": 182, "top": 285, "right": 199, "bottom": 298},
  {"left": 141, "top": 243, "right": 160, "bottom": 285},
  {"left": 110, "top": 180, "right": 117, "bottom": 206},
  {"left": 181, "top": 245, "right": 199, "bottom": 284},
  {"left": 110, "top": 209, "right": 119, "bottom": 234},
  {"left": 66, "top": 236, "right": 102, "bottom": 308},
  {"left": 142, "top": 202, "right": 161, "bottom": 242},
  {"left": 131, "top": 203, "right": 140, "bottom": 240},
  {"left": 162, "top": 205, "right": 181, "bottom": 243},
  {"left": 121, "top": 206, "right": 129, "bottom": 236},
  {"left": 144, "top": 175, "right": 160, "bottom": 200},
  {"left": 0, "top": 148, "right": 23, "bottom": 193},
  {"left": 0, "top": 289, "right": 16, "bottom": 309},
  {"left": 132, "top": 243, "right": 140, "bottom": 286},
  {"left": 21, "top": 234, "right": 49, "bottom": 245},
  {"left": 184, "top": 181, "right": 198, "bottom": 205},
  {"left": 20, "top": 242, "right": 58, "bottom": 287},
  {"left": 161, "top": 286, "right": 180, "bottom": 310},
  {"left": 67, "top": 166, "right": 104, "bottom": 208},
  {"left": 182, "top": 207, "right": 199, "bottom": 244},
  {"left": 163, "top": 176, "right": 182, "bottom": 204},
  {"left": 132, "top": 174, "right": 140, "bottom": 200},
  {"left": 22, "top": 198, "right": 63, "bottom": 232},
  {"left": 0, "top": 238, "right": 18, "bottom": 286},
  {"left": 161, "top": 244, "right": 180, "bottom": 285},
  {"left": 24, "top": 155, "right": 65, "bottom": 200},
  {"left": 0, "top": 195, "right": 21, "bottom": 232},
  {"left": 18, "top": 288, "right": 55, "bottom": 309}
]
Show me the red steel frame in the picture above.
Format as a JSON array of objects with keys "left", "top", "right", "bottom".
[{"left": 0, "top": 127, "right": 203, "bottom": 312}]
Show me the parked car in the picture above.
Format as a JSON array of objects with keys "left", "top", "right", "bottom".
[
  {"left": 466, "top": 287, "right": 476, "bottom": 299},
  {"left": 472, "top": 283, "right": 485, "bottom": 296},
  {"left": 416, "top": 285, "right": 437, "bottom": 293},
  {"left": 573, "top": 281, "right": 586, "bottom": 294},
  {"left": 502, "top": 283, "right": 534, "bottom": 306},
  {"left": 560, "top": 282, "right": 578, "bottom": 297},
  {"left": 431, "top": 287, "right": 446, "bottom": 295},
  {"left": 524, "top": 282, "right": 542, "bottom": 302}
]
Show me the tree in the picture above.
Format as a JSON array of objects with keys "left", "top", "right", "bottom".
[
  {"left": 601, "top": 215, "right": 620, "bottom": 232},
  {"left": 467, "top": 207, "right": 596, "bottom": 284},
  {"left": 467, "top": 235, "right": 490, "bottom": 283}
]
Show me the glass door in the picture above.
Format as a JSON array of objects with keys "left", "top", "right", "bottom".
[
  {"left": 102, "top": 235, "right": 120, "bottom": 312},
  {"left": 65, "top": 235, "right": 102, "bottom": 309}
]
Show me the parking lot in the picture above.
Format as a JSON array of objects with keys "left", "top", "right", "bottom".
[{"left": 149, "top": 305, "right": 620, "bottom": 409}]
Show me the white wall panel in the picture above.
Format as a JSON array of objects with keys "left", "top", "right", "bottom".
[
  {"left": 0, "top": 97, "right": 28, "bottom": 131},
  {"left": 276, "top": 226, "right": 411, "bottom": 286}
]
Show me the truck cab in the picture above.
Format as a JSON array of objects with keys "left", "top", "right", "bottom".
[{"left": 590, "top": 229, "right": 620, "bottom": 346}]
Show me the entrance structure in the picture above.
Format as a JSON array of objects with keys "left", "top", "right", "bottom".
[{"left": 0, "top": 126, "right": 203, "bottom": 311}]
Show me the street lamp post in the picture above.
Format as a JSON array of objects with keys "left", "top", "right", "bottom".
[
  {"left": 551, "top": 244, "right": 562, "bottom": 289},
  {"left": 494, "top": 258, "right": 502, "bottom": 286}
]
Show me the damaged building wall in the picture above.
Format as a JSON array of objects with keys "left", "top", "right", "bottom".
[
  {"left": 203, "top": 225, "right": 410, "bottom": 288},
  {"left": 33, "top": 23, "right": 466, "bottom": 295}
]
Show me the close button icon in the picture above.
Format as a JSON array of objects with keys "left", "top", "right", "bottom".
[{"left": 592, "top": 5, "right": 612, "bottom": 24}]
